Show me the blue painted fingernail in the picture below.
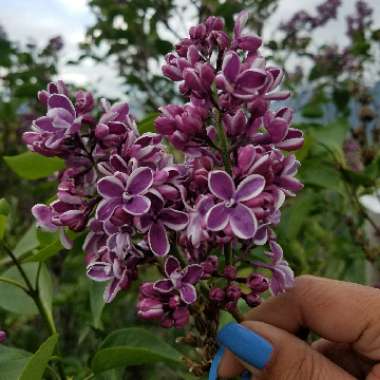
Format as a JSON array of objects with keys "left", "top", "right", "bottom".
[
  {"left": 208, "top": 346, "right": 224, "bottom": 380},
  {"left": 217, "top": 323, "right": 273, "bottom": 369},
  {"left": 241, "top": 370, "right": 251, "bottom": 379}
]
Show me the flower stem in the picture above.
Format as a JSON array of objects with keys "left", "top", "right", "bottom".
[
  {"left": 224, "top": 243, "right": 232, "bottom": 265},
  {"left": 215, "top": 110, "right": 232, "bottom": 175}
]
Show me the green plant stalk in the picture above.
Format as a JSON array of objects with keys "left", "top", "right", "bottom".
[
  {"left": 1, "top": 242, "right": 65, "bottom": 379},
  {"left": 215, "top": 110, "right": 232, "bottom": 175},
  {"left": 214, "top": 110, "right": 233, "bottom": 266}
]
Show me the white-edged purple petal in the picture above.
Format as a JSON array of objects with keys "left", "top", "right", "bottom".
[
  {"left": 179, "top": 283, "right": 197, "bottom": 304},
  {"left": 32, "top": 204, "right": 57, "bottom": 231},
  {"left": 97, "top": 176, "right": 124, "bottom": 198},
  {"left": 253, "top": 225, "right": 268, "bottom": 245},
  {"left": 206, "top": 203, "right": 230, "bottom": 231},
  {"left": 266, "top": 118, "right": 289, "bottom": 143},
  {"left": 153, "top": 279, "right": 174, "bottom": 293},
  {"left": 182, "top": 265, "right": 203, "bottom": 284},
  {"left": 96, "top": 198, "right": 120, "bottom": 220},
  {"left": 126, "top": 167, "right": 153, "bottom": 195},
  {"left": 87, "top": 262, "right": 113, "bottom": 282},
  {"left": 148, "top": 222, "right": 170, "bottom": 256},
  {"left": 165, "top": 256, "right": 181, "bottom": 277},
  {"left": 235, "top": 174, "right": 265, "bottom": 202},
  {"left": 104, "top": 276, "right": 124, "bottom": 303},
  {"left": 124, "top": 195, "right": 151, "bottom": 216},
  {"left": 236, "top": 69, "right": 266, "bottom": 91},
  {"left": 48, "top": 94, "right": 75, "bottom": 116},
  {"left": 233, "top": 11, "right": 248, "bottom": 37},
  {"left": 59, "top": 228, "right": 73, "bottom": 249},
  {"left": 276, "top": 176, "right": 303, "bottom": 193},
  {"left": 208, "top": 170, "right": 235, "bottom": 201},
  {"left": 229, "top": 204, "right": 257, "bottom": 239},
  {"left": 160, "top": 208, "right": 189, "bottom": 231},
  {"left": 222, "top": 51, "right": 240, "bottom": 83}
]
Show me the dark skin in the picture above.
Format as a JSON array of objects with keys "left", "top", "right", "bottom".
[{"left": 218, "top": 275, "right": 380, "bottom": 379}]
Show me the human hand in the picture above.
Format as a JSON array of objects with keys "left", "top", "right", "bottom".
[{"left": 211, "top": 276, "right": 380, "bottom": 379}]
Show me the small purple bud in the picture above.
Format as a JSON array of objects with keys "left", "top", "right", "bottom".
[
  {"left": 75, "top": 90, "right": 94, "bottom": 114},
  {"left": 0, "top": 330, "right": 6, "bottom": 343},
  {"left": 173, "top": 306, "right": 190, "bottom": 328},
  {"left": 37, "top": 90, "right": 49, "bottom": 105},
  {"left": 201, "top": 255, "right": 218, "bottom": 277},
  {"left": 189, "top": 24, "right": 207, "bottom": 39},
  {"left": 223, "top": 265, "right": 237, "bottom": 280},
  {"left": 137, "top": 298, "right": 165, "bottom": 320},
  {"left": 224, "top": 301, "right": 237, "bottom": 313},
  {"left": 247, "top": 274, "right": 269, "bottom": 292},
  {"left": 225, "top": 284, "right": 241, "bottom": 302},
  {"left": 238, "top": 145, "right": 256, "bottom": 173},
  {"left": 209, "top": 287, "right": 225, "bottom": 302},
  {"left": 244, "top": 292, "right": 261, "bottom": 307}
]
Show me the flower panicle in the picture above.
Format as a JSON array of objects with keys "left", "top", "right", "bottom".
[{"left": 24, "top": 11, "right": 304, "bottom": 330}]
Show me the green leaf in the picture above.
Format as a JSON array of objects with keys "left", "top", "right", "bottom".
[
  {"left": 0, "top": 199, "right": 11, "bottom": 216},
  {"left": 91, "top": 328, "right": 182, "bottom": 373},
  {"left": 90, "top": 282, "right": 106, "bottom": 329},
  {"left": 278, "top": 191, "right": 315, "bottom": 240},
  {"left": 137, "top": 113, "right": 159, "bottom": 134},
  {"left": 0, "top": 215, "right": 7, "bottom": 240},
  {"left": 300, "top": 159, "right": 343, "bottom": 193},
  {"left": 25, "top": 239, "right": 62, "bottom": 262},
  {"left": 301, "top": 103, "right": 324, "bottom": 118},
  {"left": 19, "top": 334, "right": 58, "bottom": 380},
  {"left": 0, "top": 345, "right": 31, "bottom": 380},
  {"left": 3, "top": 152, "right": 64, "bottom": 180},
  {"left": 311, "top": 118, "right": 349, "bottom": 155},
  {"left": 0, "top": 263, "right": 53, "bottom": 316},
  {"left": 13, "top": 225, "right": 39, "bottom": 258}
]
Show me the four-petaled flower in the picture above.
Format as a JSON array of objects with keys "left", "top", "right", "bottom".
[
  {"left": 206, "top": 170, "right": 265, "bottom": 239},
  {"left": 154, "top": 256, "right": 203, "bottom": 304},
  {"left": 215, "top": 51, "right": 267, "bottom": 100},
  {"left": 138, "top": 194, "right": 189, "bottom": 256},
  {"left": 96, "top": 167, "right": 153, "bottom": 220}
]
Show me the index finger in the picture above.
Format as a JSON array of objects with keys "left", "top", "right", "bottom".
[{"left": 245, "top": 275, "right": 380, "bottom": 360}]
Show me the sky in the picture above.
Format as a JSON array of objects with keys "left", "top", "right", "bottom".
[{"left": 0, "top": 0, "right": 379, "bottom": 100}]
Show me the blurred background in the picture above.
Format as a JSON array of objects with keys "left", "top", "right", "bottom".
[{"left": 0, "top": 0, "right": 379, "bottom": 379}]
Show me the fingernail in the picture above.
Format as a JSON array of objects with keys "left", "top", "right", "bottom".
[
  {"left": 208, "top": 346, "right": 225, "bottom": 380},
  {"left": 241, "top": 370, "right": 251, "bottom": 379},
  {"left": 217, "top": 323, "right": 273, "bottom": 369}
]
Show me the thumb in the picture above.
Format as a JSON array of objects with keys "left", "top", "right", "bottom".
[{"left": 217, "top": 322, "right": 355, "bottom": 380}]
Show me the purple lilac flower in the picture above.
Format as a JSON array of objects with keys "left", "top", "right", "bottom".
[
  {"left": 138, "top": 194, "right": 189, "bottom": 256},
  {"left": 137, "top": 282, "right": 190, "bottom": 328},
  {"left": 206, "top": 170, "right": 265, "bottom": 239},
  {"left": 254, "top": 240, "right": 294, "bottom": 295},
  {"left": 96, "top": 167, "right": 153, "bottom": 219},
  {"left": 154, "top": 256, "right": 202, "bottom": 304}
]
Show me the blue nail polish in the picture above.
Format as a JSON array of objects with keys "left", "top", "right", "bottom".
[
  {"left": 208, "top": 346, "right": 225, "bottom": 380},
  {"left": 217, "top": 323, "right": 273, "bottom": 369},
  {"left": 241, "top": 370, "right": 251, "bottom": 379}
]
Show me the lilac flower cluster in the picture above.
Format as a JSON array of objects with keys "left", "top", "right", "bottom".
[
  {"left": 346, "top": 0, "right": 373, "bottom": 37},
  {"left": 24, "top": 12, "right": 304, "bottom": 330},
  {"left": 280, "top": 0, "right": 341, "bottom": 36}
]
